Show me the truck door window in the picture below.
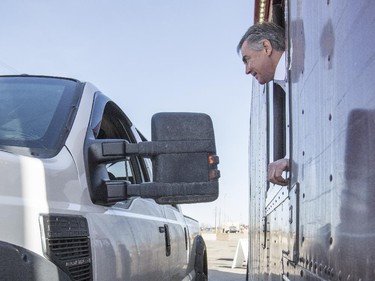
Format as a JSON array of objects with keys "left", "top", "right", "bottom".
[
  {"left": 271, "top": 83, "right": 286, "bottom": 162},
  {"left": 106, "top": 159, "right": 134, "bottom": 183},
  {"left": 96, "top": 101, "right": 146, "bottom": 183},
  {"left": 267, "top": 82, "right": 289, "bottom": 190}
]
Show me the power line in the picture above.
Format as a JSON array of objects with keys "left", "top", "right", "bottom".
[{"left": 0, "top": 60, "right": 20, "bottom": 74}]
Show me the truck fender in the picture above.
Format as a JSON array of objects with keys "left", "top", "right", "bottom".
[
  {"left": 0, "top": 240, "right": 72, "bottom": 281},
  {"left": 193, "top": 235, "right": 208, "bottom": 281}
]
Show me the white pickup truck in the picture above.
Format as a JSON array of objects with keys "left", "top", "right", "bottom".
[{"left": 0, "top": 75, "right": 220, "bottom": 281}]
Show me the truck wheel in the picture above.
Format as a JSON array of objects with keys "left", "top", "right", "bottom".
[{"left": 194, "top": 235, "right": 208, "bottom": 281}]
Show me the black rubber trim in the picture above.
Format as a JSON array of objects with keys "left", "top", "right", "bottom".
[{"left": 0, "top": 240, "right": 72, "bottom": 281}]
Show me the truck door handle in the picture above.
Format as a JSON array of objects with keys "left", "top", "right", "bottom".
[
  {"left": 159, "top": 224, "right": 171, "bottom": 256},
  {"left": 184, "top": 227, "right": 188, "bottom": 250}
]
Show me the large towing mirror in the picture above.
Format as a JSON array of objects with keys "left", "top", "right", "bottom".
[{"left": 87, "top": 112, "right": 220, "bottom": 205}]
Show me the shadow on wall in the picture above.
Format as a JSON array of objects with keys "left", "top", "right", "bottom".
[
  {"left": 342, "top": 109, "right": 375, "bottom": 227},
  {"left": 336, "top": 109, "right": 375, "bottom": 280},
  {"left": 290, "top": 18, "right": 305, "bottom": 83},
  {"left": 320, "top": 19, "right": 335, "bottom": 70}
]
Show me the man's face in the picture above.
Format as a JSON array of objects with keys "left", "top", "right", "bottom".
[{"left": 240, "top": 40, "right": 275, "bottom": 85}]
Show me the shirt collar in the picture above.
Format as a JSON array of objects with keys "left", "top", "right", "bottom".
[{"left": 274, "top": 52, "right": 286, "bottom": 82}]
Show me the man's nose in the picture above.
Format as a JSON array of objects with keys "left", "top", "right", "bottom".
[{"left": 245, "top": 64, "right": 252, "bottom": 75}]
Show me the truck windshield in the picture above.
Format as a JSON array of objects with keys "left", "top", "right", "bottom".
[{"left": 0, "top": 76, "right": 82, "bottom": 158}]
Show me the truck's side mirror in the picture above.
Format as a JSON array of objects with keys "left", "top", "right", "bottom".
[
  {"left": 86, "top": 112, "right": 219, "bottom": 206},
  {"left": 148, "top": 112, "right": 220, "bottom": 203}
]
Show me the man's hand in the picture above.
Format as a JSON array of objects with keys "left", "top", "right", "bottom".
[{"left": 267, "top": 158, "right": 289, "bottom": 186}]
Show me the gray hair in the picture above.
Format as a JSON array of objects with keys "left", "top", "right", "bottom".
[{"left": 237, "top": 22, "right": 285, "bottom": 53}]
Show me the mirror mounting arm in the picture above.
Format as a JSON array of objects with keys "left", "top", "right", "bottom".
[{"left": 96, "top": 140, "right": 216, "bottom": 159}]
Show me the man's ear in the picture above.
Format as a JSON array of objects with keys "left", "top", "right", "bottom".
[{"left": 262, "top": 40, "right": 273, "bottom": 56}]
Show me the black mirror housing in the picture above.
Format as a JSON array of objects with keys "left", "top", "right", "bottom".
[
  {"left": 149, "top": 112, "right": 220, "bottom": 204},
  {"left": 86, "top": 112, "right": 220, "bottom": 205},
  {"left": 151, "top": 112, "right": 216, "bottom": 183}
]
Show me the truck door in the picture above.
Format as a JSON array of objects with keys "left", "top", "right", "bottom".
[
  {"left": 163, "top": 204, "right": 190, "bottom": 280},
  {"left": 86, "top": 93, "right": 172, "bottom": 280}
]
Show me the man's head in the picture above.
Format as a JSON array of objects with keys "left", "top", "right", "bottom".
[{"left": 237, "top": 22, "right": 285, "bottom": 84}]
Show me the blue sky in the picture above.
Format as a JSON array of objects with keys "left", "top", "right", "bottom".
[{"left": 0, "top": 0, "right": 253, "bottom": 226}]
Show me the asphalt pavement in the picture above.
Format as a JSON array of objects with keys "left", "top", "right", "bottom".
[{"left": 202, "top": 232, "right": 247, "bottom": 281}]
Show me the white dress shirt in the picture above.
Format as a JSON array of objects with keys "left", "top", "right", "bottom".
[{"left": 273, "top": 52, "right": 286, "bottom": 90}]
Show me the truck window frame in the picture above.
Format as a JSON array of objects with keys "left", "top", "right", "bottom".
[{"left": 0, "top": 76, "right": 83, "bottom": 158}]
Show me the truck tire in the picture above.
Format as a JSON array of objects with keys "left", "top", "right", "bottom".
[{"left": 194, "top": 235, "right": 208, "bottom": 281}]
